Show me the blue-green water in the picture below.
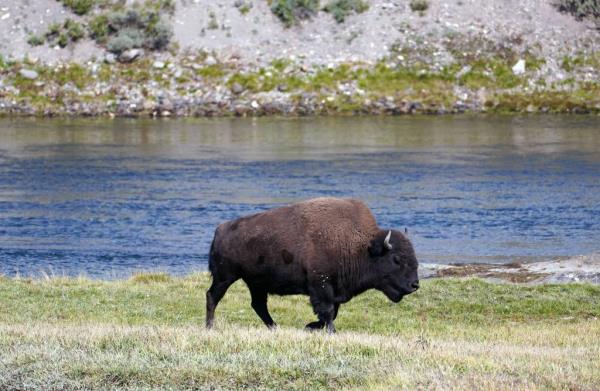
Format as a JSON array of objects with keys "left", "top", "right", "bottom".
[{"left": 0, "top": 116, "right": 599, "bottom": 278}]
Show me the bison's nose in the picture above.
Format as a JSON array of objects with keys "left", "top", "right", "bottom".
[{"left": 411, "top": 280, "right": 420, "bottom": 291}]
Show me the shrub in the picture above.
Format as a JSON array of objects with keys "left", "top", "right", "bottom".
[
  {"left": 64, "top": 19, "right": 85, "bottom": 42},
  {"left": 146, "top": 18, "right": 173, "bottom": 50},
  {"left": 101, "top": 8, "right": 173, "bottom": 53},
  {"left": 60, "top": 0, "right": 95, "bottom": 15},
  {"left": 207, "top": 11, "right": 219, "bottom": 30},
  {"left": 89, "top": 15, "right": 110, "bottom": 42},
  {"left": 46, "top": 23, "right": 61, "bottom": 38},
  {"left": 58, "top": 33, "right": 69, "bottom": 48},
  {"left": 271, "top": 0, "right": 320, "bottom": 27},
  {"left": 554, "top": 0, "right": 600, "bottom": 26},
  {"left": 27, "top": 34, "right": 45, "bottom": 46},
  {"left": 323, "top": 0, "right": 369, "bottom": 23},
  {"left": 107, "top": 28, "right": 145, "bottom": 53},
  {"left": 409, "top": 0, "right": 429, "bottom": 12}
]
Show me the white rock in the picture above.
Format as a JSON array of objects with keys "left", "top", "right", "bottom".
[
  {"left": 512, "top": 59, "right": 526, "bottom": 75},
  {"left": 456, "top": 65, "right": 472, "bottom": 79},
  {"left": 119, "top": 49, "right": 143, "bottom": 63},
  {"left": 19, "top": 69, "right": 38, "bottom": 80},
  {"left": 205, "top": 55, "right": 217, "bottom": 65},
  {"left": 153, "top": 61, "right": 165, "bottom": 69}
]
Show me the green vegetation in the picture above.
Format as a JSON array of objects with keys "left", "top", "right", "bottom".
[
  {"left": 27, "top": 34, "right": 45, "bottom": 46},
  {"left": 64, "top": 19, "right": 86, "bottom": 42},
  {"left": 270, "top": 0, "right": 321, "bottom": 27},
  {"left": 207, "top": 11, "right": 219, "bottom": 30},
  {"left": 35, "top": 19, "right": 87, "bottom": 48},
  {"left": 409, "top": 0, "right": 429, "bottom": 12},
  {"left": 103, "top": 8, "right": 173, "bottom": 53},
  {"left": 323, "top": 0, "right": 369, "bottom": 23},
  {"left": 236, "top": 1, "right": 253, "bottom": 15},
  {"left": 0, "top": 274, "right": 598, "bottom": 389},
  {"left": 554, "top": 0, "right": 600, "bottom": 27},
  {"left": 60, "top": 0, "right": 96, "bottom": 15},
  {"left": 2, "top": 52, "right": 599, "bottom": 116},
  {"left": 30, "top": 1, "right": 174, "bottom": 54}
]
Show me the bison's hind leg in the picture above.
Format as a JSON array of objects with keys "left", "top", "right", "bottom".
[
  {"left": 206, "top": 277, "right": 237, "bottom": 329},
  {"left": 247, "top": 284, "right": 277, "bottom": 329}
]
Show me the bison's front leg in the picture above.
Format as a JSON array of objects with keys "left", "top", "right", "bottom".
[
  {"left": 305, "top": 303, "right": 339, "bottom": 330},
  {"left": 308, "top": 284, "right": 337, "bottom": 334}
]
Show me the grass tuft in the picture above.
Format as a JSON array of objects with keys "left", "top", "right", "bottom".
[
  {"left": 323, "top": 0, "right": 369, "bottom": 23},
  {"left": 128, "top": 272, "right": 172, "bottom": 284},
  {"left": 271, "top": 0, "right": 320, "bottom": 27}
]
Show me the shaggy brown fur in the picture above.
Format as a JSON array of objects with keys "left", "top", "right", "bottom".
[{"left": 206, "top": 197, "right": 419, "bottom": 333}]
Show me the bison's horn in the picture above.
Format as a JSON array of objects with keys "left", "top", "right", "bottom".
[{"left": 384, "top": 230, "right": 393, "bottom": 250}]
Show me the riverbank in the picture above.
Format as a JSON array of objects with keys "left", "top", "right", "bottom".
[
  {"left": 422, "top": 253, "right": 600, "bottom": 284},
  {"left": 2, "top": 54, "right": 600, "bottom": 117},
  {"left": 1, "top": 0, "right": 599, "bottom": 117},
  {"left": 0, "top": 274, "right": 599, "bottom": 389}
]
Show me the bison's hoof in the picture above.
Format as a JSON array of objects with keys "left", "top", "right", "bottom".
[{"left": 305, "top": 321, "right": 324, "bottom": 330}]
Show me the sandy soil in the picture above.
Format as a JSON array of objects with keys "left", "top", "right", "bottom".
[{"left": 1, "top": 0, "right": 597, "bottom": 66}]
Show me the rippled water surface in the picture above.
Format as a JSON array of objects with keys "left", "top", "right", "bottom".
[{"left": 0, "top": 116, "right": 599, "bottom": 278}]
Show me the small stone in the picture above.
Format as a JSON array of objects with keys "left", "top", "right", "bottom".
[
  {"left": 512, "top": 59, "right": 526, "bottom": 75},
  {"left": 153, "top": 61, "right": 165, "bottom": 69},
  {"left": 456, "top": 65, "right": 472, "bottom": 79},
  {"left": 19, "top": 69, "right": 39, "bottom": 80},
  {"left": 105, "top": 53, "right": 116, "bottom": 64},
  {"left": 231, "top": 82, "right": 244, "bottom": 94},
  {"left": 119, "top": 49, "right": 143, "bottom": 63},
  {"left": 250, "top": 100, "right": 259, "bottom": 109},
  {"left": 205, "top": 55, "right": 217, "bottom": 66}
]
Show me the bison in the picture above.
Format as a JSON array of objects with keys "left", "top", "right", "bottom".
[{"left": 206, "top": 197, "right": 419, "bottom": 333}]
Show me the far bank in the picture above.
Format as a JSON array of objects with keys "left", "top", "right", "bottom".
[{"left": 2, "top": 55, "right": 599, "bottom": 118}]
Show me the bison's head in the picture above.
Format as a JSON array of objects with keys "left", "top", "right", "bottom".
[{"left": 368, "top": 230, "right": 419, "bottom": 303}]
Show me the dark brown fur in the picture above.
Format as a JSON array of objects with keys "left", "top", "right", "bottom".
[{"left": 206, "top": 197, "right": 419, "bottom": 333}]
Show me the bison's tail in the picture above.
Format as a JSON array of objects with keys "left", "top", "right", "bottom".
[{"left": 208, "top": 235, "right": 217, "bottom": 276}]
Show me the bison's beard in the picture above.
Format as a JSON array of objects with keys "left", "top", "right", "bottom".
[{"left": 382, "top": 287, "right": 404, "bottom": 303}]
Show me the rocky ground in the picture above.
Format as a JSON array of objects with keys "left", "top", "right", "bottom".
[
  {"left": 0, "top": 0, "right": 599, "bottom": 116},
  {"left": 422, "top": 253, "right": 600, "bottom": 284}
]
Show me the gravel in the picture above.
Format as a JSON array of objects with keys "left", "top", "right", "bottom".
[{"left": 0, "top": 0, "right": 597, "bottom": 67}]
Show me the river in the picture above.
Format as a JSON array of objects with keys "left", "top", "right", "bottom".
[{"left": 0, "top": 116, "right": 599, "bottom": 278}]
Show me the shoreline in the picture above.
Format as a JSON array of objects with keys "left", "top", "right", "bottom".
[
  {"left": 3, "top": 255, "right": 599, "bottom": 284},
  {"left": 422, "top": 255, "right": 600, "bottom": 284},
  {"left": 2, "top": 54, "right": 599, "bottom": 118}
]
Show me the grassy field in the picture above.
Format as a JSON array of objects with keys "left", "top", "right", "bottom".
[{"left": 0, "top": 273, "right": 599, "bottom": 390}]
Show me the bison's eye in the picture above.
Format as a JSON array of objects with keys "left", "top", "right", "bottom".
[{"left": 392, "top": 255, "right": 401, "bottom": 265}]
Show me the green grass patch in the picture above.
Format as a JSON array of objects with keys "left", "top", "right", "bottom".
[
  {"left": 323, "top": 0, "right": 369, "bottom": 23},
  {"left": 0, "top": 273, "right": 598, "bottom": 332},
  {"left": 60, "top": 0, "right": 96, "bottom": 15},
  {"left": 270, "top": 0, "right": 320, "bottom": 27}
]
